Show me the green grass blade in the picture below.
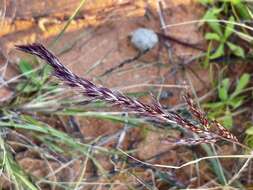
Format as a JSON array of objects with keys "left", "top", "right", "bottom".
[{"left": 50, "top": 0, "right": 87, "bottom": 46}]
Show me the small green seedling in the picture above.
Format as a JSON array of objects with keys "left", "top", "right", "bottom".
[
  {"left": 204, "top": 11, "right": 244, "bottom": 60},
  {"left": 199, "top": 0, "right": 253, "bottom": 66},
  {"left": 204, "top": 73, "right": 250, "bottom": 128}
]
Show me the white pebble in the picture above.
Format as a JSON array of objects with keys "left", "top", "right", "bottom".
[{"left": 131, "top": 28, "right": 159, "bottom": 52}]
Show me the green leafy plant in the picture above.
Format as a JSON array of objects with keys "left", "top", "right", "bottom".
[
  {"left": 204, "top": 73, "right": 250, "bottom": 128},
  {"left": 203, "top": 10, "right": 244, "bottom": 60},
  {"left": 199, "top": 0, "right": 253, "bottom": 66},
  {"left": 200, "top": 0, "right": 252, "bottom": 20},
  {"left": 205, "top": 14, "right": 244, "bottom": 59}
]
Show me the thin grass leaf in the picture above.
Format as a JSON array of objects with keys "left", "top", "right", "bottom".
[
  {"left": 224, "top": 16, "right": 235, "bottom": 39},
  {"left": 232, "top": 0, "right": 251, "bottom": 19},
  {"left": 19, "top": 60, "right": 34, "bottom": 78},
  {"left": 203, "top": 8, "right": 223, "bottom": 36},
  {"left": 210, "top": 43, "right": 224, "bottom": 59},
  {"left": 50, "top": 0, "right": 87, "bottom": 46},
  {"left": 226, "top": 41, "right": 245, "bottom": 58},
  {"left": 218, "top": 78, "right": 230, "bottom": 101},
  {"left": 205, "top": 32, "right": 221, "bottom": 41},
  {"left": 0, "top": 137, "right": 38, "bottom": 190},
  {"left": 231, "top": 73, "right": 250, "bottom": 98}
]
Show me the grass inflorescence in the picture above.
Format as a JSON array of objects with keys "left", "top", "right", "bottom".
[{"left": 16, "top": 43, "right": 238, "bottom": 146}]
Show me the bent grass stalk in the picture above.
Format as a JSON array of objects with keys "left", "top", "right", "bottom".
[{"left": 16, "top": 43, "right": 238, "bottom": 145}]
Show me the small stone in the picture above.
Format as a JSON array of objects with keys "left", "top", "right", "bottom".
[{"left": 131, "top": 28, "right": 159, "bottom": 52}]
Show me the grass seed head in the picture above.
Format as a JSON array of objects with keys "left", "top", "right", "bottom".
[{"left": 16, "top": 43, "right": 238, "bottom": 145}]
